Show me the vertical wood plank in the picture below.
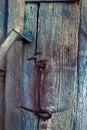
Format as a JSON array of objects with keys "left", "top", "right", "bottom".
[
  {"left": 20, "top": 3, "right": 39, "bottom": 130},
  {"left": 0, "top": 71, "right": 5, "bottom": 130},
  {"left": 0, "top": 0, "right": 8, "bottom": 129},
  {"left": 0, "top": 0, "right": 7, "bottom": 44},
  {"left": 37, "top": 3, "right": 80, "bottom": 130},
  {"left": 76, "top": 0, "right": 87, "bottom": 130},
  {"left": 5, "top": 0, "right": 24, "bottom": 129}
]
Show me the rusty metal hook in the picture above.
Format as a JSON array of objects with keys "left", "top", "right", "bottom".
[
  {"left": 27, "top": 52, "right": 52, "bottom": 120},
  {"left": 35, "top": 59, "right": 47, "bottom": 69},
  {"left": 20, "top": 106, "right": 52, "bottom": 121},
  {"left": 35, "top": 109, "right": 52, "bottom": 121}
]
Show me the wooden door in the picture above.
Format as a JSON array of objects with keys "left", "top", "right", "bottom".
[
  {"left": 4, "top": 0, "right": 84, "bottom": 130},
  {"left": 20, "top": 1, "right": 80, "bottom": 130}
]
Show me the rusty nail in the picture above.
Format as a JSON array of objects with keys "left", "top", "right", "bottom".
[
  {"left": 34, "top": 52, "right": 42, "bottom": 55},
  {"left": 36, "top": 62, "right": 45, "bottom": 69},
  {"left": 27, "top": 55, "right": 37, "bottom": 61},
  {"left": 36, "top": 60, "right": 47, "bottom": 69}
]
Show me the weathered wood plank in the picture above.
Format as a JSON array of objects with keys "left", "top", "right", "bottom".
[
  {"left": 25, "top": 0, "right": 78, "bottom": 2},
  {"left": 39, "top": 109, "right": 75, "bottom": 130},
  {"left": 0, "top": 26, "right": 32, "bottom": 61},
  {"left": 0, "top": 0, "right": 8, "bottom": 129},
  {"left": 0, "top": 71, "right": 5, "bottom": 130},
  {"left": 20, "top": 3, "right": 39, "bottom": 130},
  {"left": 5, "top": 0, "right": 24, "bottom": 129},
  {"left": 0, "top": 0, "right": 7, "bottom": 44},
  {"left": 76, "top": 0, "right": 87, "bottom": 130},
  {"left": 37, "top": 3, "right": 80, "bottom": 130},
  {"left": 0, "top": 27, "right": 22, "bottom": 61}
]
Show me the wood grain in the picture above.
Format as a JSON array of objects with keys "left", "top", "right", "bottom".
[
  {"left": 25, "top": 0, "right": 78, "bottom": 2},
  {"left": 0, "top": 30, "right": 20, "bottom": 61},
  {"left": 0, "top": 71, "right": 5, "bottom": 130},
  {"left": 0, "top": 0, "right": 7, "bottom": 129},
  {"left": 20, "top": 3, "right": 39, "bottom": 130},
  {"left": 0, "top": 0, "right": 7, "bottom": 44},
  {"left": 36, "top": 3, "right": 80, "bottom": 130},
  {"left": 39, "top": 109, "right": 75, "bottom": 130},
  {"left": 5, "top": 0, "right": 24, "bottom": 129},
  {"left": 76, "top": 0, "right": 87, "bottom": 130}
]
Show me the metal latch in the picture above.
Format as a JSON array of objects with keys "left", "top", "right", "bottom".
[
  {"left": 20, "top": 106, "right": 52, "bottom": 121},
  {"left": 19, "top": 53, "right": 52, "bottom": 121},
  {"left": 0, "top": 26, "right": 34, "bottom": 60}
]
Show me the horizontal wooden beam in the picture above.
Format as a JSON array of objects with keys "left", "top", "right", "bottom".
[{"left": 25, "top": 0, "right": 79, "bottom": 3}]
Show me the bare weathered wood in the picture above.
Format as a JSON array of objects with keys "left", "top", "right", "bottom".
[
  {"left": 5, "top": 0, "right": 24, "bottom": 129},
  {"left": 25, "top": 0, "right": 78, "bottom": 2},
  {"left": 0, "top": 28, "right": 21, "bottom": 61},
  {"left": 0, "top": 26, "right": 31, "bottom": 61},
  {"left": 36, "top": 3, "right": 80, "bottom": 130},
  {"left": 20, "top": 3, "right": 39, "bottom": 130},
  {"left": 0, "top": 71, "right": 5, "bottom": 130},
  {"left": 39, "top": 109, "right": 75, "bottom": 130},
  {"left": 0, "top": 0, "right": 8, "bottom": 129},
  {"left": 76, "top": 0, "right": 87, "bottom": 130}
]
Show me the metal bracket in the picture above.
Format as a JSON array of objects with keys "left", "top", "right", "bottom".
[{"left": 13, "top": 29, "right": 34, "bottom": 43}]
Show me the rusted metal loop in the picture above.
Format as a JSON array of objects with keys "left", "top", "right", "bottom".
[
  {"left": 27, "top": 52, "right": 42, "bottom": 61},
  {"left": 36, "top": 60, "right": 47, "bottom": 69},
  {"left": 27, "top": 56, "right": 37, "bottom": 61},
  {"left": 20, "top": 106, "right": 52, "bottom": 120},
  {"left": 35, "top": 109, "right": 52, "bottom": 121},
  {"left": 34, "top": 52, "right": 42, "bottom": 55}
]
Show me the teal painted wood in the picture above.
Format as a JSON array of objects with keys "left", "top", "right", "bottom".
[
  {"left": 37, "top": 3, "right": 80, "bottom": 130},
  {"left": 0, "top": 0, "right": 7, "bottom": 44},
  {"left": 20, "top": 3, "right": 39, "bottom": 130},
  {"left": 0, "top": 0, "right": 7, "bottom": 130},
  {"left": 76, "top": 0, "right": 87, "bottom": 130}
]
